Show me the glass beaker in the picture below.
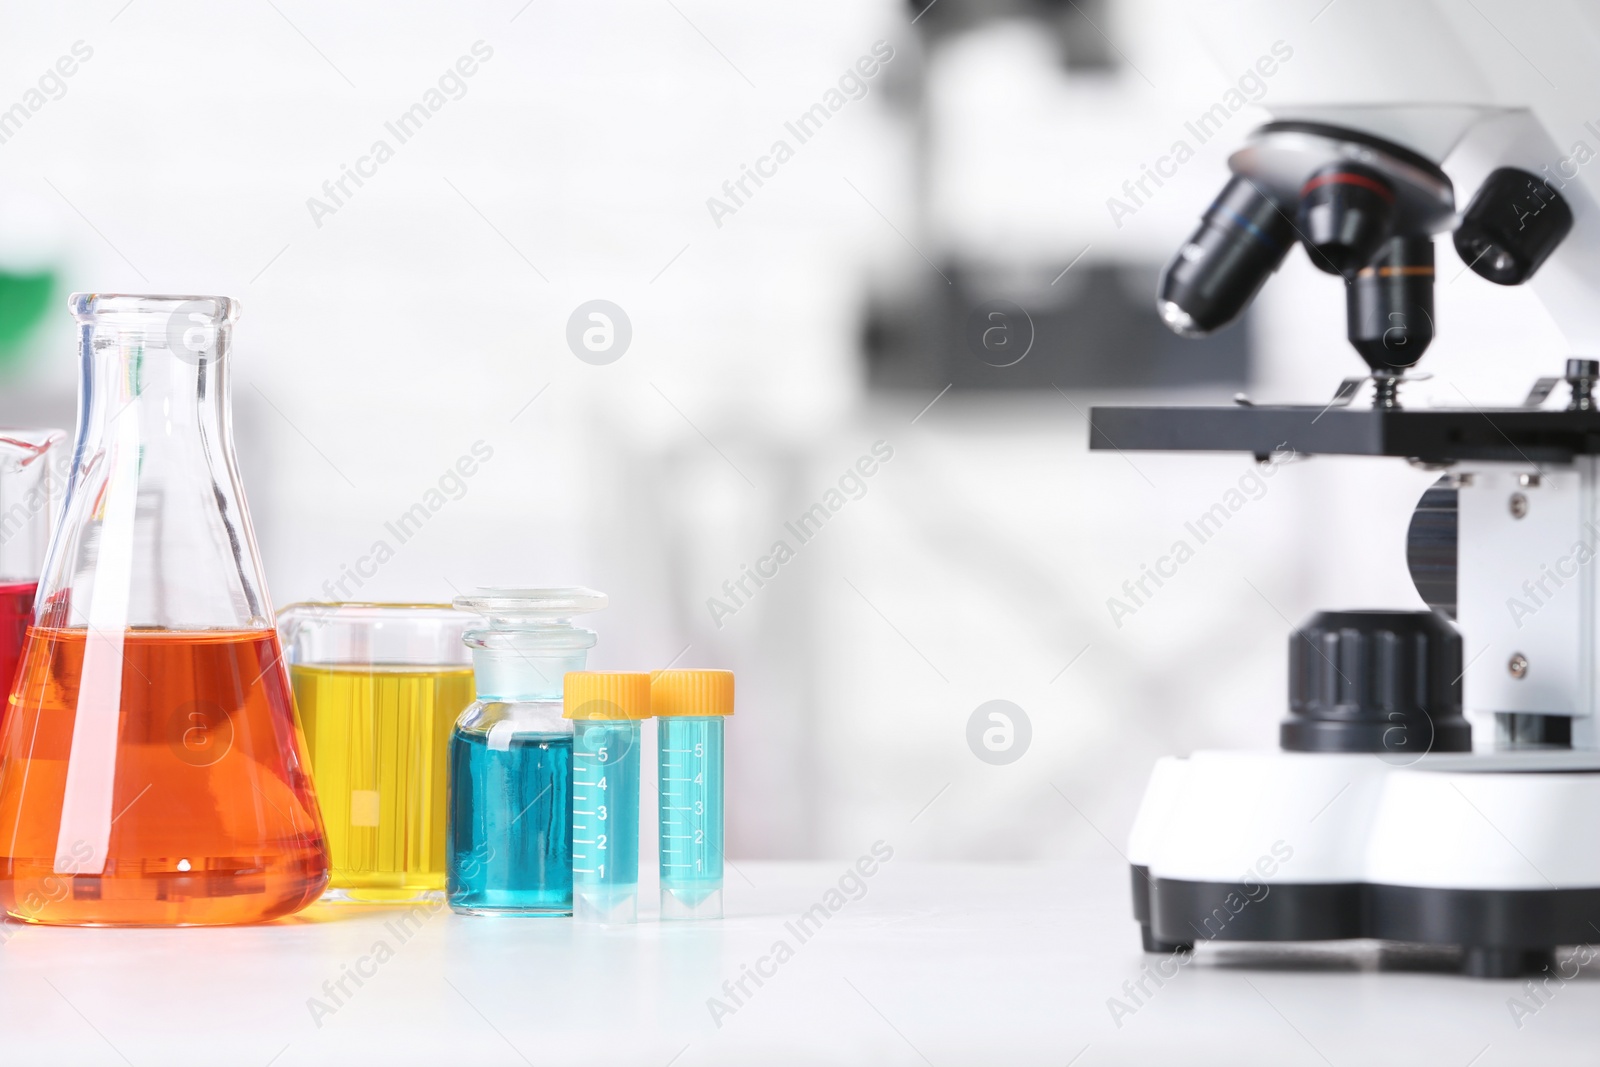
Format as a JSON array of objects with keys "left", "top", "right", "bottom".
[
  {"left": 0, "top": 428, "right": 66, "bottom": 710},
  {"left": 278, "top": 603, "right": 477, "bottom": 902},
  {"left": 0, "top": 293, "right": 329, "bottom": 926},
  {"left": 446, "top": 587, "right": 606, "bottom": 916}
]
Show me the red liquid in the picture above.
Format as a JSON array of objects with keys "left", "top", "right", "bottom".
[
  {"left": 0, "top": 581, "right": 36, "bottom": 721},
  {"left": 0, "top": 627, "right": 329, "bottom": 925}
]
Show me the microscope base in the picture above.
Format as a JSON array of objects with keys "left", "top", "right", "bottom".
[
  {"left": 1127, "top": 750, "right": 1600, "bottom": 977},
  {"left": 1133, "top": 869, "right": 1600, "bottom": 976}
]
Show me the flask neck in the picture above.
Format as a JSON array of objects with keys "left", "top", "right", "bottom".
[
  {"left": 78, "top": 298, "right": 235, "bottom": 445},
  {"left": 40, "top": 294, "right": 268, "bottom": 632},
  {"left": 469, "top": 646, "right": 589, "bottom": 702}
]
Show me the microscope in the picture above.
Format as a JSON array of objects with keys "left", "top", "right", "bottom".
[{"left": 1099, "top": 112, "right": 1600, "bottom": 978}]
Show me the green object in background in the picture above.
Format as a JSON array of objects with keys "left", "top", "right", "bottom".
[{"left": 0, "top": 271, "right": 54, "bottom": 367}]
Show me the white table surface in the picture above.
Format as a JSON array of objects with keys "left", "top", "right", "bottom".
[{"left": 2, "top": 858, "right": 1597, "bottom": 1066}]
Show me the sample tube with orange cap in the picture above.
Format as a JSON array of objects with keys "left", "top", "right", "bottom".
[
  {"left": 653, "top": 669, "right": 733, "bottom": 920},
  {"left": 565, "top": 671, "right": 652, "bottom": 923}
]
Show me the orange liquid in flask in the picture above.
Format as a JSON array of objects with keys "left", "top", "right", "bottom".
[{"left": 0, "top": 628, "right": 329, "bottom": 925}]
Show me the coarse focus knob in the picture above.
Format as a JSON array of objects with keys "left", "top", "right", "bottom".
[
  {"left": 1453, "top": 167, "right": 1572, "bottom": 285},
  {"left": 1282, "top": 610, "right": 1470, "bottom": 755}
]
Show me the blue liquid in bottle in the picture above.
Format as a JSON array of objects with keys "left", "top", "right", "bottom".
[
  {"left": 658, "top": 716, "right": 724, "bottom": 919},
  {"left": 571, "top": 721, "right": 641, "bottom": 922},
  {"left": 448, "top": 728, "right": 572, "bottom": 914},
  {"left": 446, "top": 587, "right": 607, "bottom": 917}
]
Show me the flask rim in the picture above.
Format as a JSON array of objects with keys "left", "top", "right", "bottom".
[
  {"left": 278, "top": 601, "right": 472, "bottom": 623},
  {"left": 70, "top": 292, "right": 239, "bottom": 327}
]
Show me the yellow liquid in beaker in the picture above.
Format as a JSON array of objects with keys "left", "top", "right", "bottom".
[{"left": 291, "top": 664, "right": 475, "bottom": 901}]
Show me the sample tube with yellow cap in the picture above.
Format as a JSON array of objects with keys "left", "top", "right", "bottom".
[
  {"left": 564, "top": 672, "right": 652, "bottom": 923},
  {"left": 653, "top": 669, "right": 734, "bottom": 920}
]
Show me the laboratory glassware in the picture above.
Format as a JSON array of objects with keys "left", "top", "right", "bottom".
[
  {"left": 446, "top": 587, "right": 606, "bottom": 916},
  {"left": 0, "top": 293, "right": 329, "bottom": 925},
  {"left": 565, "top": 671, "right": 650, "bottom": 924},
  {"left": 653, "top": 669, "right": 733, "bottom": 920},
  {"left": 0, "top": 428, "right": 65, "bottom": 711},
  {"left": 279, "top": 603, "right": 477, "bottom": 902}
]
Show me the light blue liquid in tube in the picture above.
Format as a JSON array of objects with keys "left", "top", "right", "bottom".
[
  {"left": 658, "top": 716, "right": 724, "bottom": 918},
  {"left": 571, "top": 719, "right": 642, "bottom": 923},
  {"left": 654, "top": 670, "right": 733, "bottom": 919}
]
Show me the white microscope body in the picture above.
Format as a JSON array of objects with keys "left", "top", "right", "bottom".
[{"left": 1107, "top": 1, "right": 1600, "bottom": 976}]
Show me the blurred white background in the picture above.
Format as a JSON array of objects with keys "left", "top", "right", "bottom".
[{"left": 0, "top": 0, "right": 1593, "bottom": 865}]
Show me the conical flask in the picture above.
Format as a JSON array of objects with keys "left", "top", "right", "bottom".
[{"left": 0, "top": 294, "right": 329, "bottom": 925}]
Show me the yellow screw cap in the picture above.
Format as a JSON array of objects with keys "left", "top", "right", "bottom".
[
  {"left": 564, "top": 672, "right": 652, "bottom": 720},
  {"left": 651, "top": 669, "right": 734, "bottom": 717}
]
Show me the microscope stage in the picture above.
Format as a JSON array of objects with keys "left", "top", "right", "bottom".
[{"left": 1090, "top": 404, "right": 1600, "bottom": 464}]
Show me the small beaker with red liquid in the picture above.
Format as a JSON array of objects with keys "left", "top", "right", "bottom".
[
  {"left": 0, "top": 429, "right": 65, "bottom": 708},
  {"left": 0, "top": 294, "right": 329, "bottom": 925}
]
